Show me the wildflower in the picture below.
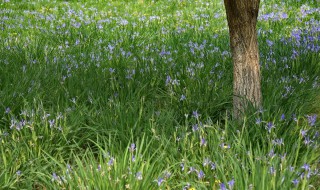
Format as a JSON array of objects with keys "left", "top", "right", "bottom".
[
  {"left": 269, "top": 166, "right": 276, "bottom": 175},
  {"left": 129, "top": 143, "right": 136, "bottom": 152},
  {"left": 171, "top": 79, "right": 180, "bottom": 86},
  {"left": 187, "top": 167, "right": 196, "bottom": 174},
  {"left": 192, "top": 110, "right": 200, "bottom": 119},
  {"left": 292, "top": 114, "right": 298, "bottom": 122},
  {"left": 228, "top": 179, "right": 235, "bottom": 189},
  {"left": 220, "top": 183, "right": 227, "bottom": 190},
  {"left": 66, "top": 164, "right": 72, "bottom": 174},
  {"left": 266, "top": 39, "right": 274, "bottom": 47},
  {"left": 292, "top": 179, "right": 299, "bottom": 186},
  {"left": 52, "top": 172, "right": 60, "bottom": 182},
  {"left": 255, "top": 118, "right": 262, "bottom": 124},
  {"left": 203, "top": 157, "right": 211, "bottom": 167},
  {"left": 180, "top": 94, "right": 186, "bottom": 101},
  {"left": 109, "top": 68, "right": 115, "bottom": 73},
  {"left": 132, "top": 155, "right": 136, "bottom": 162},
  {"left": 304, "top": 136, "right": 313, "bottom": 145},
  {"left": 183, "top": 183, "right": 191, "bottom": 190},
  {"left": 108, "top": 157, "right": 115, "bottom": 166},
  {"left": 16, "top": 170, "right": 21, "bottom": 176},
  {"left": 314, "top": 131, "right": 319, "bottom": 138},
  {"left": 135, "top": 172, "right": 143, "bottom": 180},
  {"left": 280, "top": 153, "right": 287, "bottom": 161},
  {"left": 266, "top": 122, "right": 275, "bottom": 133},
  {"left": 49, "top": 119, "right": 55, "bottom": 128},
  {"left": 165, "top": 76, "right": 171, "bottom": 86},
  {"left": 210, "top": 163, "right": 216, "bottom": 170},
  {"left": 5, "top": 107, "right": 10, "bottom": 114},
  {"left": 301, "top": 164, "right": 310, "bottom": 171},
  {"left": 197, "top": 170, "right": 205, "bottom": 179},
  {"left": 220, "top": 143, "right": 230, "bottom": 149},
  {"left": 281, "top": 13, "right": 288, "bottom": 19},
  {"left": 307, "top": 114, "right": 317, "bottom": 126},
  {"left": 300, "top": 129, "right": 308, "bottom": 137},
  {"left": 180, "top": 163, "right": 185, "bottom": 171},
  {"left": 155, "top": 177, "right": 164, "bottom": 186},
  {"left": 164, "top": 171, "right": 171, "bottom": 179},
  {"left": 192, "top": 124, "right": 199, "bottom": 132},
  {"left": 280, "top": 114, "right": 285, "bottom": 121},
  {"left": 272, "top": 138, "right": 284, "bottom": 146},
  {"left": 258, "top": 108, "right": 265, "bottom": 113},
  {"left": 200, "top": 137, "right": 207, "bottom": 147},
  {"left": 289, "top": 166, "right": 295, "bottom": 171}
]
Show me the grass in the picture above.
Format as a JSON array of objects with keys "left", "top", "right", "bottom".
[{"left": 0, "top": 0, "right": 319, "bottom": 189}]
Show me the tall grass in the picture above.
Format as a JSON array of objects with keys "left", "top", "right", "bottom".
[{"left": 0, "top": 0, "right": 319, "bottom": 189}]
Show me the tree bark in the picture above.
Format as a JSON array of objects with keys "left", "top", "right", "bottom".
[{"left": 224, "top": 0, "right": 262, "bottom": 118}]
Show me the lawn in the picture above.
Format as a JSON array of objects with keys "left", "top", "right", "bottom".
[{"left": 0, "top": 0, "right": 319, "bottom": 189}]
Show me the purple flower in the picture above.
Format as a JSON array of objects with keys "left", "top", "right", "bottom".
[
  {"left": 300, "top": 129, "right": 308, "bottom": 137},
  {"left": 197, "top": 170, "right": 205, "bottom": 179},
  {"left": 292, "top": 179, "right": 299, "bottom": 186},
  {"left": 307, "top": 114, "right": 317, "bottom": 126},
  {"left": 187, "top": 167, "right": 196, "bottom": 174},
  {"left": 109, "top": 68, "right": 115, "bottom": 73},
  {"left": 281, "top": 153, "right": 287, "bottom": 161},
  {"left": 136, "top": 172, "right": 143, "bottom": 180},
  {"left": 165, "top": 75, "right": 171, "bottom": 86},
  {"left": 301, "top": 164, "right": 310, "bottom": 171},
  {"left": 129, "top": 143, "right": 136, "bottom": 152},
  {"left": 220, "top": 183, "right": 227, "bottom": 190},
  {"left": 203, "top": 157, "right": 211, "bottom": 167},
  {"left": 180, "top": 94, "right": 186, "bottom": 101},
  {"left": 16, "top": 170, "right": 21, "bottom": 176},
  {"left": 266, "top": 39, "right": 274, "bottom": 47},
  {"left": 289, "top": 166, "right": 295, "bottom": 172},
  {"left": 269, "top": 166, "right": 276, "bottom": 175},
  {"left": 164, "top": 171, "right": 171, "bottom": 179},
  {"left": 292, "top": 114, "right": 298, "bottom": 122},
  {"left": 228, "top": 179, "right": 235, "bottom": 189},
  {"left": 268, "top": 149, "right": 276, "bottom": 158},
  {"left": 200, "top": 137, "right": 207, "bottom": 147},
  {"left": 52, "top": 172, "right": 60, "bottom": 182},
  {"left": 155, "top": 177, "right": 164, "bottom": 186},
  {"left": 132, "top": 155, "right": 136, "bottom": 162},
  {"left": 49, "top": 119, "right": 55, "bottom": 128},
  {"left": 180, "top": 163, "right": 185, "bottom": 171},
  {"left": 304, "top": 136, "right": 313, "bottom": 145},
  {"left": 314, "top": 131, "right": 319, "bottom": 138},
  {"left": 192, "top": 124, "right": 199, "bottom": 132},
  {"left": 220, "top": 143, "right": 230, "bottom": 149},
  {"left": 192, "top": 110, "right": 200, "bottom": 119},
  {"left": 108, "top": 157, "right": 114, "bottom": 166},
  {"left": 272, "top": 138, "right": 284, "bottom": 146},
  {"left": 280, "top": 114, "right": 285, "bottom": 121},
  {"left": 255, "top": 118, "right": 262, "bottom": 124},
  {"left": 281, "top": 12, "right": 288, "bottom": 19},
  {"left": 183, "top": 183, "right": 191, "bottom": 190},
  {"left": 66, "top": 164, "right": 72, "bottom": 173},
  {"left": 266, "top": 122, "right": 275, "bottom": 133},
  {"left": 210, "top": 163, "right": 216, "bottom": 170},
  {"left": 5, "top": 107, "right": 10, "bottom": 114}
]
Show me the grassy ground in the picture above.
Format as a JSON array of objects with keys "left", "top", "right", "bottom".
[{"left": 0, "top": 0, "right": 319, "bottom": 189}]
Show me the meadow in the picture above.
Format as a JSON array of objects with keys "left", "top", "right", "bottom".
[{"left": 0, "top": 0, "right": 319, "bottom": 189}]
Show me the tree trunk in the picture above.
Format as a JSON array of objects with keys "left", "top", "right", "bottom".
[{"left": 223, "top": 0, "right": 262, "bottom": 118}]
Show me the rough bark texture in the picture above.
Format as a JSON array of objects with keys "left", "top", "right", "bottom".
[{"left": 224, "top": 0, "right": 262, "bottom": 118}]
